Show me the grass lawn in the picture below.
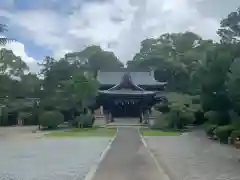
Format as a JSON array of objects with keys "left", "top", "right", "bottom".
[
  {"left": 141, "top": 128, "right": 181, "bottom": 136},
  {"left": 45, "top": 128, "right": 116, "bottom": 138}
]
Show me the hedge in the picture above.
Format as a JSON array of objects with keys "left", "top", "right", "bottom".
[
  {"left": 204, "top": 111, "right": 221, "bottom": 125},
  {"left": 39, "top": 110, "right": 64, "bottom": 129},
  {"left": 215, "top": 125, "right": 235, "bottom": 144},
  {"left": 72, "top": 114, "right": 95, "bottom": 128}
]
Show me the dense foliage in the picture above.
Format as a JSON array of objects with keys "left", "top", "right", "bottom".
[
  {"left": 0, "top": 35, "right": 122, "bottom": 127},
  {"left": 0, "top": 24, "right": 13, "bottom": 45},
  {"left": 73, "top": 114, "right": 95, "bottom": 128},
  {"left": 129, "top": 6, "right": 240, "bottom": 139},
  {"left": 1, "top": 6, "right": 240, "bottom": 136},
  {"left": 39, "top": 111, "right": 64, "bottom": 129},
  {"left": 215, "top": 125, "right": 235, "bottom": 143}
]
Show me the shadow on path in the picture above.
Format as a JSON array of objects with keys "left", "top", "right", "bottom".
[{"left": 92, "top": 127, "right": 160, "bottom": 180}]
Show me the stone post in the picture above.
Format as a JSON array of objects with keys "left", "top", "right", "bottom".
[
  {"left": 143, "top": 111, "right": 149, "bottom": 125},
  {"left": 103, "top": 109, "right": 109, "bottom": 124},
  {"left": 100, "top": 106, "right": 103, "bottom": 115},
  {"left": 111, "top": 113, "right": 115, "bottom": 122},
  {"left": 109, "top": 113, "right": 112, "bottom": 123}
]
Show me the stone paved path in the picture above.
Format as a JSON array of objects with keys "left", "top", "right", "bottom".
[
  {"left": 0, "top": 137, "right": 111, "bottom": 180},
  {"left": 145, "top": 129, "right": 240, "bottom": 180},
  {"left": 92, "top": 127, "right": 160, "bottom": 180}
]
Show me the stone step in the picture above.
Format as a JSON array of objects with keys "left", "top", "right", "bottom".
[{"left": 106, "top": 123, "right": 145, "bottom": 127}]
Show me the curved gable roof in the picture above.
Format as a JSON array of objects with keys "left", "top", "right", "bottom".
[
  {"left": 108, "top": 72, "right": 144, "bottom": 91},
  {"left": 97, "top": 70, "right": 167, "bottom": 86}
]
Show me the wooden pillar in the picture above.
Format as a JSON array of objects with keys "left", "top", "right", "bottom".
[{"left": 18, "top": 118, "right": 23, "bottom": 126}]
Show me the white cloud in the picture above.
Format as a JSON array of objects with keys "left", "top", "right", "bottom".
[
  {"left": 113, "top": 0, "right": 220, "bottom": 61},
  {"left": 2, "top": 42, "right": 40, "bottom": 73},
  {"left": 1, "top": 0, "right": 224, "bottom": 63}
]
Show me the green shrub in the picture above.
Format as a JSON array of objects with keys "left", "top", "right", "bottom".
[
  {"left": 152, "top": 110, "right": 162, "bottom": 118},
  {"left": 205, "top": 124, "right": 218, "bottom": 137},
  {"left": 168, "top": 109, "right": 193, "bottom": 129},
  {"left": 167, "top": 110, "right": 186, "bottom": 129},
  {"left": 165, "top": 110, "right": 178, "bottom": 128},
  {"left": 230, "top": 130, "right": 240, "bottom": 142},
  {"left": 179, "top": 110, "right": 194, "bottom": 126},
  {"left": 204, "top": 111, "right": 230, "bottom": 125},
  {"left": 152, "top": 111, "right": 169, "bottom": 129},
  {"left": 154, "top": 103, "right": 170, "bottom": 113},
  {"left": 73, "top": 113, "right": 95, "bottom": 128},
  {"left": 215, "top": 125, "right": 235, "bottom": 144},
  {"left": 72, "top": 116, "right": 81, "bottom": 128},
  {"left": 39, "top": 111, "right": 64, "bottom": 129},
  {"left": 152, "top": 104, "right": 194, "bottom": 130},
  {"left": 204, "top": 111, "right": 221, "bottom": 124}
]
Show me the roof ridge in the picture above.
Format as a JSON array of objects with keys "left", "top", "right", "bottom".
[
  {"left": 97, "top": 69, "right": 167, "bottom": 86},
  {"left": 107, "top": 72, "right": 144, "bottom": 91},
  {"left": 98, "top": 68, "right": 152, "bottom": 72}
]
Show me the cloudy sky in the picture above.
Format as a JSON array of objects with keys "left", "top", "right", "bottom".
[{"left": 0, "top": 0, "right": 239, "bottom": 72}]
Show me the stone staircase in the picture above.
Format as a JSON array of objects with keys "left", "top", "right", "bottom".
[
  {"left": 106, "top": 118, "right": 145, "bottom": 128},
  {"left": 94, "top": 115, "right": 155, "bottom": 128}
]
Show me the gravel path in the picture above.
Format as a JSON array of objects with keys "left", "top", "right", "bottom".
[
  {"left": 0, "top": 137, "right": 112, "bottom": 180},
  {"left": 145, "top": 130, "right": 240, "bottom": 180}
]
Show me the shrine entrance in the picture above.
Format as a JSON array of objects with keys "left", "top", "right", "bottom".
[
  {"left": 111, "top": 99, "right": 141, "bottom": 117},
  {"left": 96, "top": 69, "right": 167, "bottom": 124}
]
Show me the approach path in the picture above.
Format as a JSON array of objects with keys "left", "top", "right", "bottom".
[{"left": 91, "top": 127, "right": 161, "bottom": 180}]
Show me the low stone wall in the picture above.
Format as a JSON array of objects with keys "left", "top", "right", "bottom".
[{"left": 94, "top": 115, "right": 106, "bottom": 126}]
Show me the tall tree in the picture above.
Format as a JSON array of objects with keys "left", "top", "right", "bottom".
[
  {"left": 226, "top": 58, "right": 240, "bottom": 112},
  {"left": 200, "top": 45, "right": 233, "bottom": 112},
  {"left": 128, "top": 32, "right": 212, "bottom": 93},
  {"left": 39, "top": 57, "right": 78, "bottom": 95},
  {"left": 0, "top": 48, "right": 28, "bottom": 77},
  {"left": 39, "top": 54, "right": 99, "bottom": 114},
  {"left": 19, "top": 73, "right": 41, "bottom": 98},
  {"left": 0, "top": 24, "right": 13, "bottom": 45},
  {"left": 65, "top": 46, "right": 123, "bottom": 77},
  {"left": 217, "top": 7, "right": 240, "bottom": 44},
  {"left": 0, "top": 49, "right": 29, "bottom": 99}
]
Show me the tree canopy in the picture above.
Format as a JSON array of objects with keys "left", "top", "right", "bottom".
[
  {"left": 1, "top": 5, "right": 240, "bottom": 129},
  {"left": 0, "top": 24, "right": 14, "bottom": 45},
  {"left": 65, "top": 45, "right": 123, "bottom": 77},
  {"left": 126, "top": 6, "right": 240, "bottom": 129}
]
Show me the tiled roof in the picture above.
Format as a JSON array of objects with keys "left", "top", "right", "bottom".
[
  {"left": 99, "top": 89, "right": 156, "bottom": 95},
  {"left": 97, "top": 70, "right": 167, "bottom": 86}
]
